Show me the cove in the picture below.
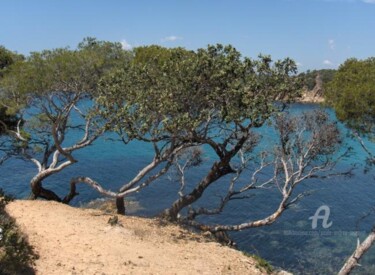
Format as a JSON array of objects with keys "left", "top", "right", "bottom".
[{"left": 1, "top": 103, "right": 375, "bottom": 274}]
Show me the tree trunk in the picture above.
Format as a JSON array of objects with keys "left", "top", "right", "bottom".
[
  {"left": 338, "top": 230, "right": 375, "bottom": 275},
  {"left": 30, "top": 177, "right": 42, "bottom": 199},
  {"left": 30, "top": 176, "right": 62, "bottom": 202},
  {"left": 116, "top": 197, "right": 126, "bottom": 215},
  {"left": 162, "top": 161, "right": 234, "bottom": 221}
]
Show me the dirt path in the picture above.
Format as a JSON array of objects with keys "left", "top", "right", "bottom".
[{"left": 6, "top": 200, "right": 271, "bottom": 275}]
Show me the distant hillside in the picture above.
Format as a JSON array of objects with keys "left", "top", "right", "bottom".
[
  {"left": 299, "top": 69, "right": 336, "bottom": 103},
  {"left": 300, "top": 69, "right": 336, "bottom": 91}
]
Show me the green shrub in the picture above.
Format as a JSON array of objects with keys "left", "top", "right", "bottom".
[{"left": 0, "top": 189, "right": 37, "bottom": 275}]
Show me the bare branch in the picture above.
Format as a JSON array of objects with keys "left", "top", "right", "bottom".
[
  {"left": 64, "top": 161, "right": 173, "bottom": 203},
  {"left": 0, "top": 119, "right": 28, "bottom": 141},
  {"left": 119, "top": 143, "right": 190, "bottom": 193},
  {"left": 30, "top": 158, "right": 43, "bottom": 172},
  {"left": 338, "top": 229, "right": 375, "bottom": 275},
  {"left": 171, "top": 110, "right": 344, "bottom": 234}
]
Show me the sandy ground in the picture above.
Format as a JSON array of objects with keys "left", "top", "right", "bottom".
[{"left": 5, "top": 200, "right": 272, "bottom": 275}]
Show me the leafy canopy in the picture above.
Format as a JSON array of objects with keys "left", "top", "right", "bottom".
[
  {"left": 0, "top": 46, "right": 24, "bottom": 133},
  {"left": 325, "top": 57, "right": 375, "bottom": 134},
  {"left": 299, "top": 69, "right": 336, "bottom": 90},
  {"left": 0, "top": 38, "right": 131, "bottom": 152},
  {"left": 1, "top": 38, "right": 131, "bottom": 113},
  {"left": 0, "top": 46, "right": 24, "bottom": 77},
  {"left": 97, "top": 44, "right": 302, "bottom": 144}
]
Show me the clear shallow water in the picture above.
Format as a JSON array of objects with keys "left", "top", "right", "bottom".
[{"left": 1, "top": 103, "right": 375, "bottom": 274}]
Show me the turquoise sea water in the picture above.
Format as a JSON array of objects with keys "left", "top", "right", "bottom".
[{"left": 1, "top": 103, "right": 375, "bottom": 274}]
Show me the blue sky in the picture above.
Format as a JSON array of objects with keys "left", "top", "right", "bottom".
[{"left": 1, "top": 0, "right": 374, "bottom": 70}]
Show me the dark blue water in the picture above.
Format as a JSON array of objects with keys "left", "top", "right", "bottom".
[{"left": 1, "top": 103, "right": 375, "bottom": 274}]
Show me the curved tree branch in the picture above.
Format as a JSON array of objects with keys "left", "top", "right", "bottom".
[{"left": 338, "top": 229, "right": 375, "bottom": 275}]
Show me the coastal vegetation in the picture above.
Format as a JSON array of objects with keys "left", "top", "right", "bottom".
[
  {"left": 300, "top": 69, "right": 336, "bottom": 91},
  {"left": 0, "top": 46, "right": 23, "bottom": 138},
  {"left": 0, "top": 38, "right": 131, "bottom": 201},
  {"left": 1, "top": 38, "right": 374, "bottom": 274},
  {"left": 325, "top": 57, "right": 375, "bottom": 275},
  {"left": 0, "top": 189, "right": 37, "bottom": 274}
]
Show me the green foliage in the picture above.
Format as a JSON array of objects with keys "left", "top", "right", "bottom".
[
  {"left": 0, "top": 190, "right": 37, "bottom": 274},
  {"left": 132, "top": 45, "right": 193, "bottom": 66},
  {"left": 0, "top": 47, "right": 13, "bottom": 72},
  {"left": 0, "top": 38, "right": 134, "bottom": 201},
  {"left": 299, "top": 69, "right": 336, "bottom": 90},
  {"left": 97, "top": 45, "right": 303, "bottom": 223},
  {"left": 325, "top": 57, "right": 375, "bottom": 274},
  {"left": 0, "top": 38, "right": 131, "bottom": 150},
  {"left": 97, "top": 44, "right": 302, "bottom": 143},
  {"left": 0, "top": 46, "right": 23, "bottom": 134},
  {"left": 325, "top": 57, "right": 375, "bottom": 134},
  {"left": 0, "top": 107, "right": 18, "bottom": 135},
  {"left": 0, "top": 38, "right": 131, "bottom": 113},
  {"left": 0, "top": 46, "right": 24, "bottom": 78}
]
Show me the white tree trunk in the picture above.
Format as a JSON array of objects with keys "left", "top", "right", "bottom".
[{"left": 338, "top": 230, "right": 375, "bottom": 275}]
